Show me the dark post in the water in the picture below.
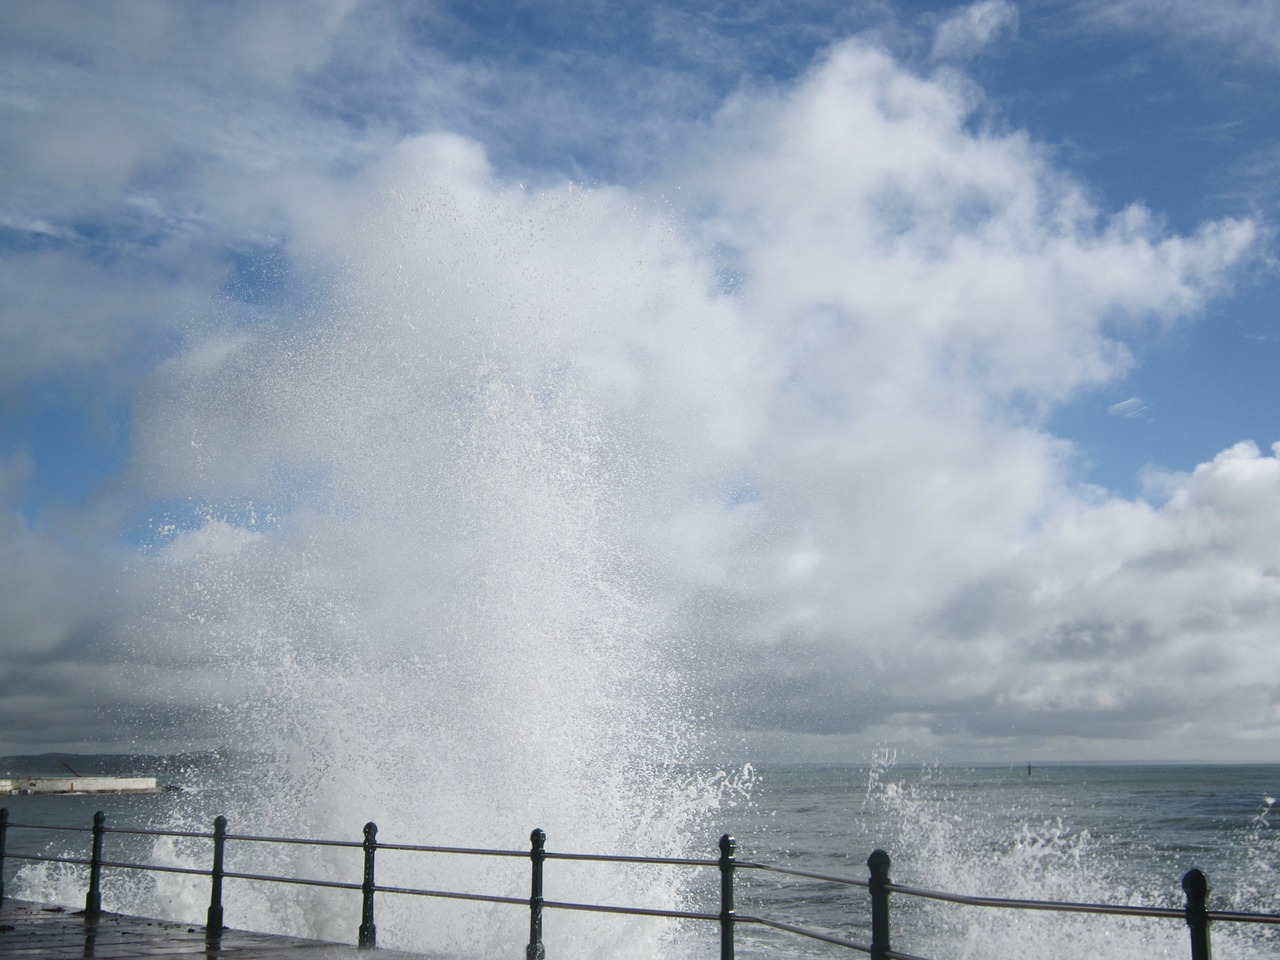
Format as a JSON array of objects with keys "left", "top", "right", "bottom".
[
  {"left": 527, "top": 828, "right": 546, "bottom": 960},
  {"left": 358, "top": 821, "right": 378, "bottom": 949},
  {"left": 1183, "top": 868, "right": 1212, "bottom": 960},
  {"left": 206, "top": 815, "right": 227, "bottom": 937},
  {"left": 718, "top": 834, "right": 736, "bottom": 960},
  {"left": 868, "top": 848, "right": 892, "bottom": 960},
  {"left": 85, "top": 811, "right": 106, "bottom": 915},
  {"left": 0, "top": 807, "right": 8, "bottom": 904}
]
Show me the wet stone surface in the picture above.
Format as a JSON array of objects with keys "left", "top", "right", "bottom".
[{"left": 0, "top": 900, "right": 426, "bottom": 958}]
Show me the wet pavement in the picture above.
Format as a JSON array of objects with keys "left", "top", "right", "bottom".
[{"left": 0, "top": 900, "right": 426, "bottom": 958}]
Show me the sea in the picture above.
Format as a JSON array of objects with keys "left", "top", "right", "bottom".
[{"left": 2, "top": 755, "right": 1276, "bottom": 960}]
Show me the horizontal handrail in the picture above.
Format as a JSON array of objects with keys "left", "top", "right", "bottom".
[
  {"left": 545, "top": 850, "right": 719, "bottom": 867},
  {"left": 1205, "top": 910, "right": 1280, "bottom": 925},
  {"left": 225, "top": 832, "right": 364, "bottom": 848},
  {"left": 885, "top": 880, "right": 1186, "bottom": 919},
  {"left": 374, "top": 840, "right": 528, "bottom": 858},
  {"left": 1, "top": 807, "right": 1276, "bottom": 960},
  {"left": 738, "top": 859, "right": 870, "bottom": 887},
  {"left": 885, "top": 880, "right": 1280, "bottom": 925}
]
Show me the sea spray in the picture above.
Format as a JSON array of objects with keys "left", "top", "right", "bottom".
[
  {"left": 79, "top": 173, "right": 758, "bottom": 956},
  {"left": 853, "top": 761, "right": 1278, "bottom": 960}
]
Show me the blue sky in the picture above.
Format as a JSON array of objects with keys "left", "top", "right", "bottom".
[{"left": 1, "top": 0, "right": 1278, "bottom": 765}]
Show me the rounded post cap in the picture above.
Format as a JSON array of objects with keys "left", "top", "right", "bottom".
[
  {"left": 868, "top": 848, "right": 892, "bottom": 877},
  {"left": 1182, "top": 868, "right": 1209, "bottom": 898}
]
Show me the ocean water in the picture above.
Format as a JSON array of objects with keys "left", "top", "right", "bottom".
[
  {"left": 3, "top": 756, "right": 1276, "bottom": 959},
  {"left": 718, "top": 760, "right": 1279, "bottom": 960}
]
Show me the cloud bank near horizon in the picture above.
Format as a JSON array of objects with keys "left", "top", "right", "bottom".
[{"left": 1, "top": 2, "right": 1277, "bottom": 763}]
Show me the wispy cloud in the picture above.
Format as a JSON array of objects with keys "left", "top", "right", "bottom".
[
  {"left": 930, "top": 0, "right": 1019, "bottom": 61},
  {"left": 1108, "top": 396, "right": 1153, "bottom": 419},
  {"left": 1084, "top": 0, "right": 1280, "bottom": 69}
]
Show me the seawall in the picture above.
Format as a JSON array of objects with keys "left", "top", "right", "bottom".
[{"left": 0, "top": 776, "right": 160, "bottom": 795}]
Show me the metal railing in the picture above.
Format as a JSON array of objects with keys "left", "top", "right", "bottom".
[{"left": 1, "top": 806, "right": 1276, "bottom": 959}]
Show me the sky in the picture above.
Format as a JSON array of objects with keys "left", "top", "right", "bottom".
[{"left": 1, "top": 0, "right": 1278, "bottom": 765}]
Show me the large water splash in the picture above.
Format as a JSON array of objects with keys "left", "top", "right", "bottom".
[{"left": 102, "top": 158, "right": 753, "bottom": 956}]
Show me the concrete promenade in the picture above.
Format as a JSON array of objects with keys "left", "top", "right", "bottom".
[{"left": 0, "top": 900, "right": 427, "bottom": 958}]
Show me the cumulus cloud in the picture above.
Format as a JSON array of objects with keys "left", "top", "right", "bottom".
[
  {"left": 115, "top": 38, "right": 1266, "bottom": 764},
  {"left": 0, "top": 3, "right": 1274, "bottom": 765}
]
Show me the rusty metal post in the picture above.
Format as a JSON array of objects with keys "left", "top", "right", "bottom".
[
  {"left": 868, "top": 849, "right": 891, "bottom": 960},
  {"left": 1183, "top": 868, "right": 1212, "bottom": 960},
  {"left": 206, "top": 815, "right": 227, "bottom": 937},
  {"left": 85, "top": 811, "right": 105, "bottom": 915},
  {"left": 719, "top": 834, "right": 736, "bottom": 960},
  {"left": 527, "top": 828, "right": 546, "bottom": 960},
  {"left": 358, "top": 822, "right": 377, "bottom": 949}
]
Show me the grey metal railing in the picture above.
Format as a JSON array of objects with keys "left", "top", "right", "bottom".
[{"left": 1, "top": 807, "right": 1276, "bottom": 959}]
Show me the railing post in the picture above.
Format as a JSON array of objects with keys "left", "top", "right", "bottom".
[
  {"left": 206, "top": 815, "right": 227, "bottom": 937},
  {"left": 85, "top": 811, "right": 106, "bottom": 915},
  {"left": 868, "top": 849, "right": 891, "bottom": 960},
  {"left": 359, "top": 822, "right": 378, "bottom": 949},
  {"left": 719, "top": 834, "right": 736, "bottom": 960},
  {"left": 527, "top": 828, "right": 546, "bottom": 960},
  {"left": 1183, "top": 868, "right": 1212, "bottom": 960},
  {"left": 0, "top": 807, "right": 8, "bottom": 904}
]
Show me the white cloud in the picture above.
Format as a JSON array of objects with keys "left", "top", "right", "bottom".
[
  {"left": 1085, "top": 0, "right": 1280, "bottom": 68},
  {"left": 1, "top": 5, "right": 1275, "bottom": 767},
  {"left": 940, "top": 441, "right": 1280, "bottom": 755},
  {"left": 931, "top": 0, "right": 1019, "bottom": 61},
  {"left": 112, "top": 36, "right": 1270, "bottom": 765},
  {"left": 1107, "top": 396, "right": 1151, "bottom": 418}
]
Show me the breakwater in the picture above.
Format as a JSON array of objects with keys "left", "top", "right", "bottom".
[{"left": 1, "top": 777, "right": 160, "bottom": 796}]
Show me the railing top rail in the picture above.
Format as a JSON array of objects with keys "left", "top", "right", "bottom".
[
  {"left": 886, "top": 881, "right": 1186, "bottom": 920},
  {"left": 376, "top": 841, "right": 717, "bottom": 868},
  {"left": 376, "top": 840, "right": 527, "bottom": 858},
  {"left": 545, "top": 851, "right": 719, "bottom": 868},
  {"left": 737, "top": 859, "right": 871, "bottom": 888},
  {"left": 2, "top": 818, "right": 712, "bottom": 868},
  {"left": 1207, "top": 910, "right": 1280, "bottom": 926},
  {"left": 103, "top": 826, "right": 213, "bottom": 840},
  {"left": 224, "top": 831, "right": 364, "bottom": 849}
]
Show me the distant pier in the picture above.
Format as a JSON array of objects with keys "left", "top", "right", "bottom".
[{"left": 0, "top": 776, "right": 161, "bottom": 796}]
